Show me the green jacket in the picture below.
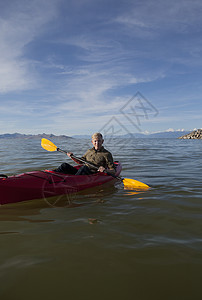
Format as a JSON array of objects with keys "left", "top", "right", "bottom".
[{"left": 81, "top": 146, "right": 115, "bottom": 171}]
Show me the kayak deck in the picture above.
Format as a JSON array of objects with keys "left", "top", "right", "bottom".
[{"left": 0, "top": 162, "right": 122, "bottom": 205}]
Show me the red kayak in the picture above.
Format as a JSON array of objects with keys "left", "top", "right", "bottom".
[{"left": 0, "top": 162, "right": 122, "bottom": 205}]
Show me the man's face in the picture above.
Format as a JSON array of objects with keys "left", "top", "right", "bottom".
[{"left": 92, "top": 138, "right": 103, "bottom": 150}]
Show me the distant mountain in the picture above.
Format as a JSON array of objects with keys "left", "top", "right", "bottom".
[
  {"left": 71, "top": 133, "right": 146, "bottom": 139},
  {"left": 0, "top": 133, "right": 73, "bottom": 139},
  {"left": 89, "top": 131, "right": 191, "bottom": 139},
  {"left": 0, "top": 131, "right": 192, "bottom": 140},
  {"left": 118, "top": 131, "right": 190, "bottom": 139},
  {"left": 72, "top": 131, "right": 192, "bottom": 139},
  {"left": 72, "top": 135, "right": 91, "bottom": 139},
  {"left": 146, "top": 131, "right": 191, "bottom": 138},
  {"left": 113, "top": 131, "right": 191, "bottom": 139}
]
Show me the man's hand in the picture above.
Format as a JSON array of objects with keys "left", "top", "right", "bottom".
[
  {"left": 67, "top": 152, "right": 73, "bottom": 158},
  {"left": 98, "top": 166, "right": 105, "bottom": 172}
]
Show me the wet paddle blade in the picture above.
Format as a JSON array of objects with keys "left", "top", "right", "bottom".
[
  {"left": 122, "top": 178, "right": 150, "bottom": 190},
  {"left": 41, "top": 138, "right": 57, "bottom": 152}
]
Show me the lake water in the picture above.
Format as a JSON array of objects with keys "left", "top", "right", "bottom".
[{"left": 0, "top": 137, "right": 202, "bottom": 300}]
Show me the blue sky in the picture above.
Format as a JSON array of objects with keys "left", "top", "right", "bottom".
[{"left": 0, "top": 0, "right": 202, "bottom": 136}]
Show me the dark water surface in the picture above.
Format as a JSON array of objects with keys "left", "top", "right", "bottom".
[{"left": 0, "top": 138, "right": 202, "bottom": 300}]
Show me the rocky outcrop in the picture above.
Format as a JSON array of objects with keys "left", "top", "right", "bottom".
[
  {"left": 179, "top": 129, "right": 202, "bottom": 139},
  {"left": 0, "top": 133, "right": 73, "bottom": 139}
]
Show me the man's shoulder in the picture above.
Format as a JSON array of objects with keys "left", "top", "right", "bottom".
[
  {"left": 84, "top": 148, "right": 93, "bottom": 155},
  {"left": 101, "top": 147, "right": 112, "bottom": 155}
]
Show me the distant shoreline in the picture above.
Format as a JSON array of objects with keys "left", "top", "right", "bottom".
[
  {"left": 0, "top": 133, "right": 73, "bottom": 139},
  {"left": 0, "top": 131, "right": 192, "bottom": 139}
]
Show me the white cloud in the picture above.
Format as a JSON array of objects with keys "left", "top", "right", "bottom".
[
  {"left": 114, "top": 0, "right": 202, "bottom": 34},
  {"left": 52, "top": 32, "right": 166, "bottom": 109},
  {"left": 0, "top": 0, "right": 201, "bottom": 135},
  {"left": 165, "top": 128, "right": 175, "bottom": 132},
  {"left": 0, "top": 0, "right": 58, "bottom": 93}
]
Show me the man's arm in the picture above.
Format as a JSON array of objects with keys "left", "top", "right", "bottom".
[
  {"left": 99, "top": 152, "right": 115, "bottom": 174},
  {"left": 67, "top": 152, "right": 86, "bottom": 164}
]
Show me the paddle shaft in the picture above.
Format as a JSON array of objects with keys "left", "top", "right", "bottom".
[
  {"left": 57, "top": 147, "right": 123, "bottom": 181},
  {"left": 41, "top": 138, "right": 149, "bottom": 189},
  {"left": 57, "top": 147, "right": 149, "bottom": 188},
  {"left": 57, "top": 148, "right": 97, "bottom": 169}
]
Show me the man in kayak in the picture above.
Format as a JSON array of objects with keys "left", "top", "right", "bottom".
[{"left": 54, "top": 132, "right": 115, "bottom": 175}]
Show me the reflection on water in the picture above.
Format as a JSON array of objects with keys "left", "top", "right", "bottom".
[{"left": 0, "top": 138, "right": 202, "bottom": 300}]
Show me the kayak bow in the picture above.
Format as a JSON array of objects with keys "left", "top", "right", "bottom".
[{"left": 0, "top": 162, "right": 122, "bottom": 205}]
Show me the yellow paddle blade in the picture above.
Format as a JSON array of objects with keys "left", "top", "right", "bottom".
[
  {"left": 41, "top": 138, "right": 57, "bottom": 152},
  {"left": 122, "top": 178, "right": 150, "bottom": 190}
]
